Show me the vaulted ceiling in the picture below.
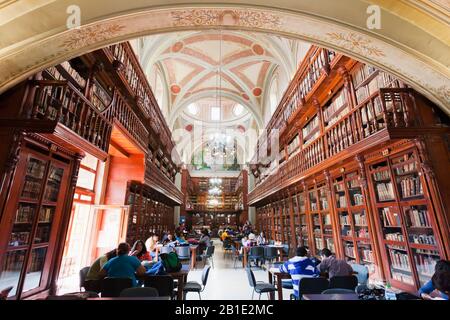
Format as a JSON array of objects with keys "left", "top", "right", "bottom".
[{"left": 132, "top": 31, "right": 311, "bottom": 133}]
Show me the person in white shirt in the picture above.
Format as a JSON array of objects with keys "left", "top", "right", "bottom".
[{"left": 256, "top": 232, "right": 267, "bottom": 245}]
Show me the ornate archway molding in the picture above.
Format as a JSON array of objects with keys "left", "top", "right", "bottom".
[{"left": 0, "top": 2, "right": 448, "bottom": 113}]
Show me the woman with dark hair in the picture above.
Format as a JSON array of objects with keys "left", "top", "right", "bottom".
[
  {"left": 198, "top": 228, "right": 212, "bottom": 253},
  {"left": 419, "top": 260, "right": 450, "bottom": 300},
  {"left": 84, "top": 248, "right": 118, "bottom": 292},
  {"left": 129, "top": 240, "right": 151, "bottom": 262}
]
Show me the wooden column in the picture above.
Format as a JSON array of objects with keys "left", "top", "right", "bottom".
[
  {"left": 355, "top": 153, "right": 385, "bottom": 280},
  {"left": 288, "top": 187, "right": 297, "bottom": 250}
]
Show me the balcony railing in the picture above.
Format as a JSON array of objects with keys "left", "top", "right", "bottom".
[
  {"left": 31, "top": 80, "right": 112, "bottom": 152},
  {"left": 103, "top": 91, "right": 149, "bottom": 150},
  {"left": 107, "top": 43, "right": 176, "bottom": 153},
  {"left": 249, "top": 88, "right": 419, "bottom": 204},
  {"left": 265, "top": 47, "right": 337, "bottom": 136},
  {"left": 145, "top": 158, "right": 183, "bottom": 205}
]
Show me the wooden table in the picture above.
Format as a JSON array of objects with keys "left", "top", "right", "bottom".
[
  {"left": 303, "top": 293, "right": 359, "bottom": 300},
  {"left": 168, "top": 264, "right": 190, "bottom": 300},
  {"left": 87, "top": 296, "right": 171, "bottom": 300},
  {"left": 267, "top": 267, "right": 291, "bottom": 300}
]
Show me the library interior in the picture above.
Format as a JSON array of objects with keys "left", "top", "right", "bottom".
[{"left": 0, "top": 0, "right": 449, "bottom": 301}]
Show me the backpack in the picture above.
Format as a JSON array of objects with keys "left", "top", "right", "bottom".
[{"left": 160, "top": 252, "right": 182, "bottom": 273}]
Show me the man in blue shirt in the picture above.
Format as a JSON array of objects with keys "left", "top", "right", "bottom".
[
  {"left": 279, "top": 246, "right": 319, "bottom": 299},
  {"left": 418, "top": 260, "right": 450, "bottom": 300},
  {"left": 100, "top": 242, "right": 146, "bottom": 287}
]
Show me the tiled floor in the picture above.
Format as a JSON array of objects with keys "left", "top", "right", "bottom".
[{"left": 185, "top": 240, "right": 292, "bottom": 300}]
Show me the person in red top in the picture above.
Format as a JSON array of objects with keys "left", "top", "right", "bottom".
[{"left": 129, "top": 240, "right": 151, "bottom": 262}]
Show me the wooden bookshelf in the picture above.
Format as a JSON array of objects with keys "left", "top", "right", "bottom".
[{"left": 367, "top": 148, "right": 445, "bottom": 291}]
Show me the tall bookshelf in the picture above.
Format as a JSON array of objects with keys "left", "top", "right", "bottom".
[
  {"left": 307, "top": 182, "right": 335, "bottom": 256},
  {"left": 125, "top": 181, "right": 175, "bottom": 244},
  {"left": 333, "top": 171, "right": 376, "bottom": 273},
  {"left": 0, "top": 140, "right": 71, "bottom": 299},
  {"left": 293, "top": 190, "right": 309, "bottom": 249},
  {"left": 367, "top": 148, "right": 444, "bottom": 291}
]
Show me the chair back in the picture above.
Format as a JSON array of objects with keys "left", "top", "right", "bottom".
[
  {"left": 245, "top": 268, "right": 257, "bottom": 288},
  {"left": 201, "top": 265, "right": 211, "bottom": 287},
  {"left": 175, "top": 246, "right": 190, "bottom": 259},
  {"left": 322, "top": 288, "right": 356, "bottom": 294},
  {"left": 329, "top": 275, "right": 358, "bottom": 290},
  {"left": 249, "top": 246, "right": 264, "bottom": 257},
  {"left": 79, "top": 266, "right": 90, "bottom": 289},
  {"left": 349, "top": 264, "right": 369, "bottom": 285},
  {"left": 299, "top": 277, "right": 330, "bottom": 296},
  {"left": 120, "top": 287, "right": 159, "bottom": 297},
  {"left": 282, "top": 244, "right": 289, "bottom": 256},
  {"left": 100, "top": 277, "right": 133, "bottom": 297},
  {"left": 205, "top": 246, "right": 214, "bottom": 257},
  {"left": 144, "top": 275, "right": 174, "bottom": 297},
  {"left": 264, "top": 246, "right": 278, "bottom": 259}
]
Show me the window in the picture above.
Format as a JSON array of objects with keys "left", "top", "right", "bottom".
[
  {"left": 211, "top": 106, "right": 221, "bottom": 121},
  {"left": 187, "top": 103, "right": 198, "bottom": 115},
  {"left": 233, "top": 104, "right": 244, "bottom": 116}
]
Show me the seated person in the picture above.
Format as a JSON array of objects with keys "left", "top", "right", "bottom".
[
  {"left": 317, "top": 248, "right": 353, "bottom": 279},
  {"left": 84, "top": 249, "right": 117, "bottom": 292},
  {"left": 279, "top": 247, "right": 319, "bottom": 299},
  {"left": 129, "top": 240, "right": 151, "bottom": 262},
  {"left": 198, "top": 229, "right": 212, "bottom": 253},
  {"left": 419, "top": 260, "right": 450, "bottom": 300},
  {"left": 165, "top": 233, "right": 178, "bottom": 247},
  {"left": 175, "top": 232, "right": 187, "bottom": 245},
  {"left": 145, "top": 234, "right": 160, "bottom": 259},
  {"left": 221, "top": 230, "right": 229, "bottom": 241},
  {"left": 100, "top": 242, "right": 146, "bottom": 287},
  {"left": 256, "top": 232, "right": 267, "bottom": 246},
  {"left": 430, "top": 270, "right": 450, "bottom": 300}
]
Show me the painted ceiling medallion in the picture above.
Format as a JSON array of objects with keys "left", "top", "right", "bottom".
[
  {"left": 172, "top": 41, "right": 184, "bottom": 52},
  {"left": 253, "top": 88, "right": 262, "bottom": 96},
  {"left": 242, "top": 93, "right": 250, "bottom": 100},
  {"left": 185, "top": 124, "right": 193, "bottom": 132},
  {"left": 170, "top": 84, "right": 181, "bottom": 94},
  {"left": 252, "top": 44, "right": 265, "bottom": 55}
]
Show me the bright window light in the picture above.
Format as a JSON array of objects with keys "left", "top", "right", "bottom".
[
  {"left": 187, "top": 103, "right": 198, "bottom": 115},
  {"left": 211, "top": 106, "right": 221, "bottom": 121},
  {"left": 233, "top": 104, "right": 244, "bottom": 116}
]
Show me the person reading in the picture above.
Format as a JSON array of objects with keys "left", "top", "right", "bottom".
[
  {"left": 129, "top": 240, "right": 151, "bottom": 262},
  {"left": 317, "top": 248, "right": 353, "bottom": 278},
  {"left": 100, "top": 242, "right": 146, "bottom": 287},
  {"left": 84, "top": 249, "right": 117, "bottom": 292},
  {"left": 279, "top": 246, "right": 319, "bottom": 299},
  {"left": 419, "top": 260, "right": 450, "bottom": 300}
]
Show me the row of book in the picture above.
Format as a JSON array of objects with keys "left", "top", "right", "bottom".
[
  {"left": 414, "top": 254, "right": 437, "bottom": 277},
  {"left": 43, "top": 185, "right": 60, "bottom": 202},
  {"left": 344, "top": 244, "right": 356, "bottom": 259},
  {"left": 320, "top": 198, "right": 329, "bottom": 210},
  {"left": 359, "top": 248, "right": 374, "bottom": 263},
  {"left": 38, "top": 207, "right": 54, "bottom": 223},
  {"left": 340, "top": 214, "right": 350, "bottom": 225},
  {"left": 287, "top": 135, "right": 300, "bottom": 155},
  {"left": 409, "top": 234, "right": 436, "bottom": 246},
  {"left": 347, "top": 178, "right": 360, "bottom": 189},
  {"left": 376, "top": 182, "right": 395, "bottom": 202},
  {"left": 1, "top": 250, "right": 26, "bottom": 274},
  {"left": 394, "top": 162, "right": 417, "bottom": 175},
  {"left": 373, "top": 169, "right": 391, "bottom": 182},
  {"left": 398, "top": 176, "right": 423, "bottom": 198},
  {"left": 381, "top": 207, "right": 401, "bottom": 227},
  {"left": 323, "top": 89, "right": 348, "bottom": 126},
  {"left": 60, "top": 61, "right": 87, "bottom": 88},
  {"left": 354, "top": 213, "right": 367, "bottom": 226},
  {"left": 14, "top": 204, "right": 36, "bottom": 223},
  {"left": 337, "top": 195, "right": 347, "bottom": 208},
  {"left": 392, "top": 272, "right": 415, "bottom": 285},
  {"left": 341, "top": 227, "right": 352, "bottom": 237},
  {"left": 352, "top": 64, "right": 378, "bottom": 89},
  {"left": 385, "top": 232, "right": 404, "bottom": 242},
  {"left": 302, "top": 116, "right": 319, "bottom": 140},
  {"left": 26, "top": 159, "right": 46, "bottom": 179},
  {"left": 21, "top": 180, "right": 43, "bottom": 200},
  {"left": 325, "top": 238, "right": 335, "bottom": 253},
  {"left": 352, "top": 193, "right": 364, "bottom": 206},
  {"left": 388, "top": 248, "right": 411, "bottom": 271},
  {"left": 356, "top": 228, "right": 370, "bottom": 238},
  {"left": 406, "top": 208, "right": 431, "bottom": 228},
  {"left": 323, "top": 214, "right": 331, "bottom": 225}
]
